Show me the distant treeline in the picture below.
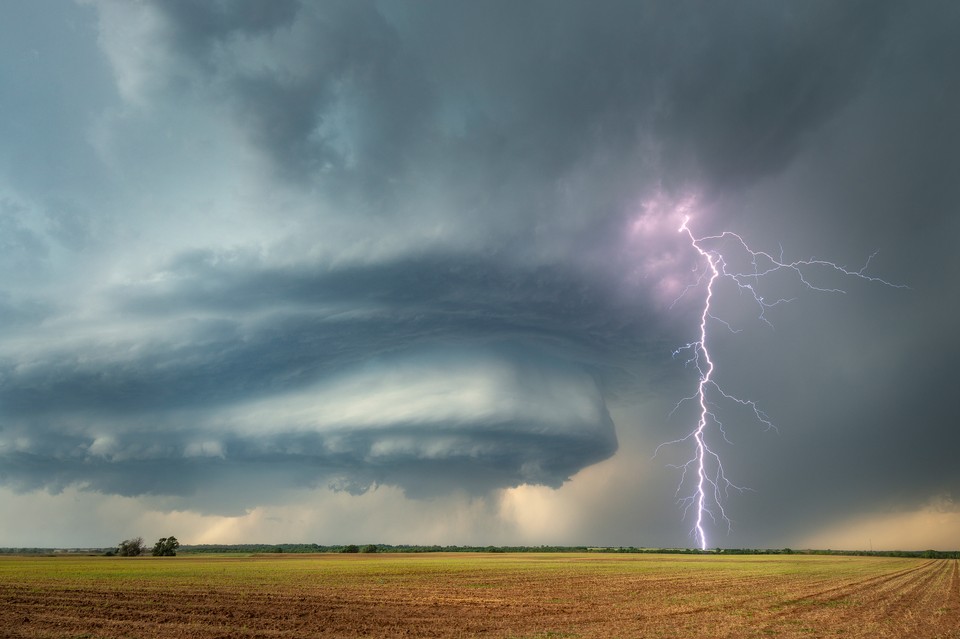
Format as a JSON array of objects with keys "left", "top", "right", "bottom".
[
  {"left": 4, "top": 545, "right": 958, "bottom": 559},
  {"left": 0, "top": 548, "right": 107, "bottom": 555},
  {"left": 175, "top": 544, "right": 960, "bottom": 559}
]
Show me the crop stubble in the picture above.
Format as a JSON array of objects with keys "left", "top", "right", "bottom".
[{"left": 1, "top": 553, "right": 957, "bottom": 638}]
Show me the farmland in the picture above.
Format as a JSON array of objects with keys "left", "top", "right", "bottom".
[{"left": 1, "top": 553, "right": 957, "bottom": 638}]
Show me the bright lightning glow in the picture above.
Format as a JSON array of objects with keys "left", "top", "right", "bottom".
[{"left": 660, "top": 215, "right": 905, "bottom": 551}]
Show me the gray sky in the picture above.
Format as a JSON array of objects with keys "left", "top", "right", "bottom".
[{"left": 1, "top": 0, "right": 958, "bottom": 550}]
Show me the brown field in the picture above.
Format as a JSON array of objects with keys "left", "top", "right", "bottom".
[{"left": 1, "top": 553, "right": 958, "bottom": 638}]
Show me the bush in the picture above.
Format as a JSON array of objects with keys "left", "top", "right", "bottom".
[
  {"left": 117, "top": 537, "right": 146, "bottom": 557},
  {"left": 152, "top": 536, "right": 180, "bottom": 557}
]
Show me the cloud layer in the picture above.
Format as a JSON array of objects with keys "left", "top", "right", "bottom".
[{"left": 1, "top": 0, "right": 958, "bottom": 547}]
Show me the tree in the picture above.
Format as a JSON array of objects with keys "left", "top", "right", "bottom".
[
  {"left": 152, "top": 536, "right": 180, "bottom": 557},
  {"left": 117, "top": 537, "right": 146, "bottom": 557},
  {"left": 360, "top": 544, "right": 378, "bottom": 554},
  {"left": 341, "top": 544, "right": 359, "bottom": 553}
]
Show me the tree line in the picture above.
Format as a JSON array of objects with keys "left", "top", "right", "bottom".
[
  {"left": 3, "top": 543, "right": 957, "bottom": 559},
  {"left": 105, "top": 536, "right": 180, "bottom": 557}
]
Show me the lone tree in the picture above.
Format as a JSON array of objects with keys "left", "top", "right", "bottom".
[
  {"left": 152, "top": 536, "right": 180, "bottom": 557},
  {"left": 117, "top": 537, "right": 146, "bottom": 557}
]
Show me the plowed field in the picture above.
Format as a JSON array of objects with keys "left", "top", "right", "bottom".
[{"left": 1, "top": 553, "right": 958, "bottom": 638}]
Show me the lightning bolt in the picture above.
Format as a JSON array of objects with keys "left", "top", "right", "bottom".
[{"left": 659, "top": 215, "right": 905, "bottom": 550}]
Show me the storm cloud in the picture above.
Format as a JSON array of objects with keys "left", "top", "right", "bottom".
[
  {"left": 1, "top": 0, "right": 958, "bottom": 548},
  {"left": 0, "top": 253, "right": 636, "bottom": 507}
]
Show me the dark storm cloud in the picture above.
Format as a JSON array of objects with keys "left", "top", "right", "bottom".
[
  {"left": 20, "top": 0, "right": 939, "bottom": 219},
  {"left": 155, "top": 0, "right": 300, "bottom": 42},
  {"left": 2, "top": 257, "right": 651, "bottom": 417},
  {"left": 129, "top": 0, "right": 899, "bottom": 217},
  {"left": 0, "top": 252, "right": 635, "bottom": 510},
  {"left": 660, "top": 5, "right": 894, "bottom": 188},
  {"left": 116, "top": 250, "right": 655, "bottom": 344},
  {"left": 1, "top": 0, "right": 958, "bottom": 545},
  {"left": 0, "top": 293, "right": 53, "bottom": 328},
  {"left": 718, "top": 2, "right": 960, "bottom": 547},
  {"left": 132, "top": 1, "right": 426, "bottom": 187}
]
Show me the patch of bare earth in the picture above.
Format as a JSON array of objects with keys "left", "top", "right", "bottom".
[{"left": 1, "top": 556, "right": 958, "bottom": 638}]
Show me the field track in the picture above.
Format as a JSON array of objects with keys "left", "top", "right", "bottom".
[{"left": 1, "top": 553, "right": 958, "bottom": 638}]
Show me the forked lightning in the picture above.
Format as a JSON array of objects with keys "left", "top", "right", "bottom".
[{"left": 662, "top": 215, "right": 904, "bottom": 550}]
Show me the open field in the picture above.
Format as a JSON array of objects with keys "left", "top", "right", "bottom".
[{"left": 1, "top": 553, "right": 958, "bottom": 638}]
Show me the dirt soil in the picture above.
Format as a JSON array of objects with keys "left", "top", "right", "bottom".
[{"left": 1, "top": 554, "right": 958, "bottom": 638}]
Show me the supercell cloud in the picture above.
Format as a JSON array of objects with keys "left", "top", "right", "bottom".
[
  {"left": 0, "top": 243, "right": 635, "bottom": 508},
  {"left": 1, "top": 0, "right": 958, "bottom": 547}
]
